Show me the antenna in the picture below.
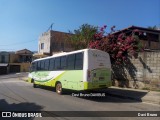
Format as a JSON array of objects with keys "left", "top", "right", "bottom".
[{"left": 47, "top": 23, "right": 54, "bottom": 32}]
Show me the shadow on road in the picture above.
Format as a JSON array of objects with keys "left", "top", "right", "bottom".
[
  {"left": 0, "top": 99, "right": 43, "bottom": 120},
  {"left": 37, "top": 85, "right": 147, "bottom": 103},
  {"left": 74, "top": 89, "right": 147, "bottom": 103},
  {"left": 65, "top": 89, "right": 147, "bottom": 103}
]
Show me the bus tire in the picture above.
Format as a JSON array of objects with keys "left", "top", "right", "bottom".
[
  {"left": 31, "top": 79, "right": 34, "bottom": 83},
  {"left": 33, "top": 80, "right": 37, "bottom": 88},
  {"left": 56, "top": 82, "right": 62, "bottom": 95},
  {"left": 33, "top": 83, "right": 37, "bottom": 88}
]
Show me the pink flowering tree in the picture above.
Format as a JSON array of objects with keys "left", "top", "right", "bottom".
[
  {"left": 89, "top": 25, "right": 143, "bottom": 64},
  {"left": 89, "top": 25, "right": 144, "bottom": 87}
]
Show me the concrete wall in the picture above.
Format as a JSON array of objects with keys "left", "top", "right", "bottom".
[
  {"left": 112, "top": 51, "right": 160, "bottom": 90},
  {"left": 38, "top": 31, "right": 51, "bottom": 54},
  {"left": 20, "top": 63, "right": 31, "bottom": 72},
  {"left": 38, "top": 30, "right": 74, "bottom": 56},
  {"left": 9, "top": 53, "right": 19, "bottom": 63}
]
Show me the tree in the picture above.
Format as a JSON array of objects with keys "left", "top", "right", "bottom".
[
  {"left": 69, "top": 24, "right": 98, "bottom": 50},
  {"left": 70, "top": 24, "right": 143, "bottom": 64},
  {"left": 89, "top": 25, "right": 143, "bottom": 64}
]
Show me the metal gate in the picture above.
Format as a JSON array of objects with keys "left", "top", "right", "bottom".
[
  {"left": 9, "top": 65, "right": 20, "bottom": 73},
  {"left": 0, "top": 66, "right": 7, "bottom": 75}
]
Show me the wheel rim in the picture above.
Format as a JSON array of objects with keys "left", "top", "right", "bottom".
[{"left": 56, "top": 84, "right": 62, "bottom": 94}]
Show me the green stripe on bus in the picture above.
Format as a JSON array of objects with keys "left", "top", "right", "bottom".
[{"left": 34, "top": 72, "right": 66, "bottom": 87}]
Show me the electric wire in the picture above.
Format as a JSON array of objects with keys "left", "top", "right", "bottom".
[{"left": 0, "top": 40, "right": 37, "bottom": 46}]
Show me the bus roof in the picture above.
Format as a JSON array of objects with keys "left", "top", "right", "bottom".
[{"left": 32, "top": 49, "right": 106, "bottom": 62}]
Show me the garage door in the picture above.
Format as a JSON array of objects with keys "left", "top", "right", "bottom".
[
  {"left": 9, "top": 65, "right": 20, "bottom": 73},
  {"left": 0, "top": 66, "right": 7, "bottom": 75}
]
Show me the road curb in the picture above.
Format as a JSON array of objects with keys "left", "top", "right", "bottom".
[
  {"left": 107, "top": 87, "right": 160, "bottom": 105},
  {"left": 106, "top": 92, "right": 142, "bottom": 101}
]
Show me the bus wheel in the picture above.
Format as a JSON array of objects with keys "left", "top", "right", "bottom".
[
  {"left": 56, "top": 82, "right": 62, "bottom": 95},
  {"left": 31, "top": 79, "right": 34, "bottom": 83},
  {"left": 33, "top": 83, "right": 37, "bottom": 88},
  {"left": 33, "top": 81, "right": 37, "bottom": 88}
]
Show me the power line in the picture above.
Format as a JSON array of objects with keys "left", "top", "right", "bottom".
[
  {"left": 0, "top": 40, "right": 37, "bottom": 46},
  {"left": 0, "top": 24, "right": 54, "bottom": 47},
  {"left": 0, "top": 49, "right": 16, "bottom": 51}
]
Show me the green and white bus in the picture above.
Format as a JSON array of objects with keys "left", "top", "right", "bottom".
[{"left": 28, "top": 49, "right": 111, "bottom": 94}]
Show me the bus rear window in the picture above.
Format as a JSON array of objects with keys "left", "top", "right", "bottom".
[{"left": 75, "top": 53, "right": 83, "bottom": 70}]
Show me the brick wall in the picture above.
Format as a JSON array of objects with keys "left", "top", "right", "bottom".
[{"left": 112, "top": 51, "right": 160, "bottom": 90}]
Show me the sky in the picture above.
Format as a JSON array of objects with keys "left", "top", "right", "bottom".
[{"left": 0, "top": 0, "right": 159, "bottom": 51}]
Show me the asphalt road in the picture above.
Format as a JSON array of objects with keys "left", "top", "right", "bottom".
[{"left": 0, "top": 74, "right": 159, "bottom": 120}]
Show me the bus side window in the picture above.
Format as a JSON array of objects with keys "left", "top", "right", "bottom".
[
  {"left": 55, "top": 57, "right": 61, "bottom": 70},
  {"left": 67, "top": 54, "right": 75, "bottom": 70},
  {"left": 40, "top": 60, "right": 45, "bottom": 70},
  {"left": 61, "top": 56, "right": 67, "bottom": 69},
  {"left": 44, "top": 59, "right": 49, "bottom": 70},
  {"left": 35, "top": 62, "right": 37, "bottom": 71},
  {"left": 49, "top": 58, "right": 55, "bottom": 70},
  {"left": 75, "top": 53, "right": 83, "bottom": 70},
  {"left": 32, "top": 62, "right": 37, "bottom": 71},
  {"left": 37, "top": 61, "right": 41, "bottom": 70}
]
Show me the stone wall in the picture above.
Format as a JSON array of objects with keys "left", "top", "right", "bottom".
[{"left": 112, "top": 51, "right": 160, "bottom": 90}]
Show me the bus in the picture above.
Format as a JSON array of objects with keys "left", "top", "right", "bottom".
[{"left": 28, "top": 49, "right": 112, "bottom": 94}]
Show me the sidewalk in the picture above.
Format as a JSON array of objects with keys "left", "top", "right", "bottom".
[
  {"left": 0, "top": 72, "right": 29, "bottom": 79},
  {"left": 107, "top": 86, "right": 160, "bottom": 105}
]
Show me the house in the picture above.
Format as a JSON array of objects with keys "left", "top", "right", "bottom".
[
  {"left": 112, "top": 26, "right": 160, "bottom": 50},
  {"left": 34, "top": 30, "right": 73, "bottom": 58},
  {"left": 0, "top": 49, "right": 33, "bottom": 74},
  {"left": 9, "top": 49, "right": 33, "bottom": 73},
  {"left": 0, "top": 51, "right": 10, "bottom": 74}
]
